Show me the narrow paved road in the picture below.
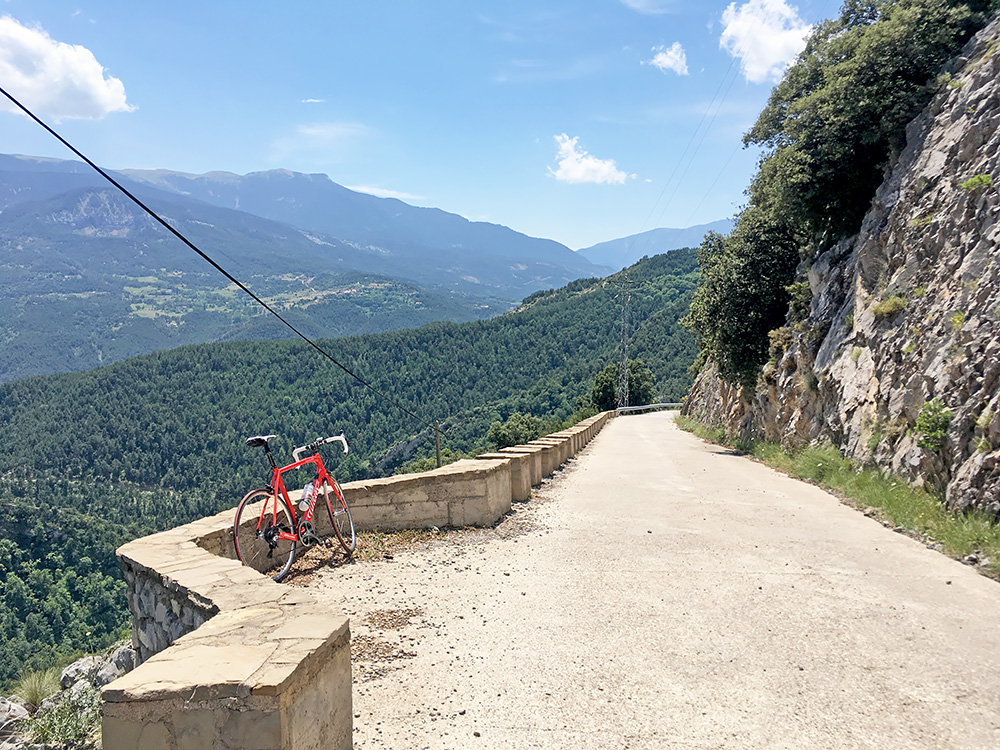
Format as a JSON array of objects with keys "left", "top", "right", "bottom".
[{"left": 312, "top": 412, "right": 1000, "bottom": 749}]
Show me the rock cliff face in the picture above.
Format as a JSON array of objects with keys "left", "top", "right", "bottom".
[{"left": 684, "top": 15, "right": 1000, "bottom": 516}]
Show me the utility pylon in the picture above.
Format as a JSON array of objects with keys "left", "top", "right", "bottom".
[{"left": 615, "top": 272, "right": 632, "bottom": 409}]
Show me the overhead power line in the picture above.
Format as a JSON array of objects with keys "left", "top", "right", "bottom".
[
  {"left": 627, "top": 5, "right": 782, "bottom": 264},
  {"left": 614, "top": 272, "right": 632, "bottom": 409},
  {"left": 0, "top": 84, "right": 426, "bottom": 424}
]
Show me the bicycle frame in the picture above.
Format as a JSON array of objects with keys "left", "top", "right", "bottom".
[
  {"left": 258, "top": 451, "right": 340, "bottom": 542},
  {"left": 235, "top": 433, "right": 355, "bottom": 580}
]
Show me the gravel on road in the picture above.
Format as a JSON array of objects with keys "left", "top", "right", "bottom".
[{"left": 305, "top": 412, "right": 1000, "bottom": 750}]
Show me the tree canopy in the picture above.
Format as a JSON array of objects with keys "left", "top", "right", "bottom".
[
  {"left": 686, "top": 0, "right": 996, "bottom": 388},
  {"left": 591, "top": 359, "right": 657, "bottom": 410}
]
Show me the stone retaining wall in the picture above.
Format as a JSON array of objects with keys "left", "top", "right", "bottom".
[{"left": 102, "top": 412, "right": 612, "bottom": 750}]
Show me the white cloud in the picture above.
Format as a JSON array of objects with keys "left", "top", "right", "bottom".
[
  {"left": 548, "top": 134, "right": 626, "bottom": 185},
  {"left": 620, "top": 0, "right": 677, "bottom": 14},
  {"left": 301, "top": 98, "right": 325, "bottom": 104},
  {"left": 647, "top": 42, "right": 689, "bottom": 76},
  {"left": 346, "top": 185, "right": 424, "bottom": 201},
  {"left": 719, "top": 0, "right": 812, "bottom": 84},
  {"left": 0, "top": 15, "right": 133, "bottom": 119}
]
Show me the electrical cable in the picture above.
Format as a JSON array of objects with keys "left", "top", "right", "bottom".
[
  {"left": 0, "top": 84, "right": 427, "bottom": 424},
  {"left": 626, "top": 5, "right": 780, "bottom": 264}
]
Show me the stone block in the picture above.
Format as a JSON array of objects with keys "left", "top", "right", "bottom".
[
  {"left": 282, "top": 636, "right": 352, "bottom": 750},
  {"left": 475, "top": 453, "right": 530, "bottom": 501},
  {"left": 174, "top": 708, "right": 218, "bottom": 750},
  {"left": 499, "top": 445, "right": 544, "bottom": 486},
  {"left": 534, "top": 437, "right": 570, "bottom": 468},
  {"left": 525, "top": 441, "right": 558, "bottom": 476},
  {"left": 221, "top": 708, "right": 281, "bottom": 750},
  {"left": 101, "top": 711, "right": 171, "bottom": 750}
]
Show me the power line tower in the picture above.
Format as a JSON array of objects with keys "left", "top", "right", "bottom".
[{"left": 615, "top": 272, "right": 632, "bottom": 409}]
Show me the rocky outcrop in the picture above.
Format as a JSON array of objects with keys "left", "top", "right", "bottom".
[
  {"left": 0, "top": 645, "right": 136, "bottom": 750},
  {"left": 685, "top": 15, "right": 1000, "bottom": 515}
]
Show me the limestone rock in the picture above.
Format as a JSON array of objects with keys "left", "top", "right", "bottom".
[
  {"left": 59, "top": 655, "right": 101, "bottom": 691},
  {"left": 684, "top": 15, "right": 1000, "bottom": 516},
  {"left": 0, "top": 697, "right": 29, "bottom": 725}
]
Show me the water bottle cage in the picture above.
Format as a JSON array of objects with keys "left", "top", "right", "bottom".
[{"left": 299, "top": 482, "right": 319, "bottom": 521}]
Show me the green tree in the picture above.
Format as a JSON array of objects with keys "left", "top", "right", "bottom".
[
  {"left": 745, "top": 0, "right": 990, "bottom": 240},
  {"left": 487, "top": 413, "right": 544, "bottom": 450},
  {"left": 687, "top": 0, "right": 995, "bottom": 388},
  {"left": 591, "top": 359, "right": 657, "bottom": 410},
  {"left": 683, "top": 217, "right": 800, "bottom": 389}
]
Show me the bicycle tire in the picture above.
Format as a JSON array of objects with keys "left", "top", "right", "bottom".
[
  {"left": 321, "top": 479, "right": 356, "bottom": 555},
  {"left": 233, "top": 488, "right": 297, "bottom": 581}
]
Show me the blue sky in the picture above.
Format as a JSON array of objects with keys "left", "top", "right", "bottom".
[{"left": 1, "top": 0, "right": 843, "bottom": 249}]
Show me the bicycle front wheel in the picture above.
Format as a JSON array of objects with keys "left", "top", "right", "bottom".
[
  {"left": 321, "top": 479, "right": 356, "bottom": 555},
  {"left": 233, "top": 488, "right": 297, "bottom": 581}
]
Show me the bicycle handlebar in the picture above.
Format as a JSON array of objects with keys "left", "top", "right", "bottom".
[{"left": 292, "top": 432, "right": 350, "bottom": 461}]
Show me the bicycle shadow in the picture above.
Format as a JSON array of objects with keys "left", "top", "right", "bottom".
[{"left": 284, "top": 544, "right": 354, "bottom": 585}]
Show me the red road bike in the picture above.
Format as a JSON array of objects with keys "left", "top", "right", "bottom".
[{"left": 234, "top": 433, "right": 356, "bottom": 581}]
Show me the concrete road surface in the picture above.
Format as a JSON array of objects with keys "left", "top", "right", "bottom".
[{"left": 309, "top": 412, "right": 1000, "bottom": 749}]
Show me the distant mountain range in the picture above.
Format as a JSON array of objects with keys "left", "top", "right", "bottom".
[
  {"left": 117, "top": 166, "right": 601, "bottom": 280},
  {"left": 0, "top": 153, "right": 611, "bottom": 381},
  {"left": 1, "top": 154, "right": 607, "bottom": 298},
  {"left": 577, "top": 220, "right": 733, "bottom": 271},
  {"left": 0, "top": 153, "right": 726, "bottom": 382}
]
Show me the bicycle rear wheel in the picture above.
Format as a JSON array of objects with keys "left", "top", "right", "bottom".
[
  {"left": 321, "top": 479, "right": 356, "bottom": 555},
  {"left": 234, "top": 488, "right": 297, "bottom": 581}
]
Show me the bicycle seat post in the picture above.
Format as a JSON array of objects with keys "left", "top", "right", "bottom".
[{"left": 264, "top": 443, "right": 278, "bottom": 471}]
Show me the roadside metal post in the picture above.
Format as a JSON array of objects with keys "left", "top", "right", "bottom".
[{"left": 435, "top": 421, "right": 442, "bottom": 468}]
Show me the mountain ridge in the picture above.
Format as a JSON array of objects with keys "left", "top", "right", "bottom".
[
  {"left": 117, "top": 165, "right": 603, "bottom": 275},
  {"left": 577, "top": 220, "right": 733, "bottom": 271}
]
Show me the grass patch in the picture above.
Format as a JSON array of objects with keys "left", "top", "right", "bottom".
[
  {"left": 675, "top": 415, "right": 1000, "bottom": 579},
  {"left": 871, "top": 296, "right": 907, "bottom": 319},
  {"left": 21, "top": 685, "right": 101, "bottom": 746},
  {"left": 11, "top": 667, "right": 61, "bottom": 706},
  {"left": 959, "top": 174, "right": 993, "bottom": 191}
]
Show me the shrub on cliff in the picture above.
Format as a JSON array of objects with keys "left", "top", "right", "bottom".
[
  {"left": 684, "top": 215, "right": 800, "bottom": 389},
  {"left": 687, "top": 0, "right": 997, "bottom": 388},
  {"left": 745, "top": 0, "right": 994, "bottom": 240},
  {"left": 916, "top": 399, "right": 953, "bottom": 450}
]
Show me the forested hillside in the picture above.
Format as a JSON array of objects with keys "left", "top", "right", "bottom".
[
  {"left": 0, "top": 181, "right": 510, "bottom": 382},
  {"left": 0, "top": 250, "right": 698, "bottom": 687}
]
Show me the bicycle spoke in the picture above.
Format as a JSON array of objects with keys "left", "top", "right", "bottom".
[{"left": 234, "top": 489, "right": 297, "bottom": 581}]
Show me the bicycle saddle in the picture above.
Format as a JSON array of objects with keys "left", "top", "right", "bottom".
[{"left": 246, "top": 434, "right": 277, "bottom": 448}]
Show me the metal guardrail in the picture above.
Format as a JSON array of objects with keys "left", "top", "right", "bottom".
[{"left": 616, "top": 402, "right": 683, "bottom": 414}]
